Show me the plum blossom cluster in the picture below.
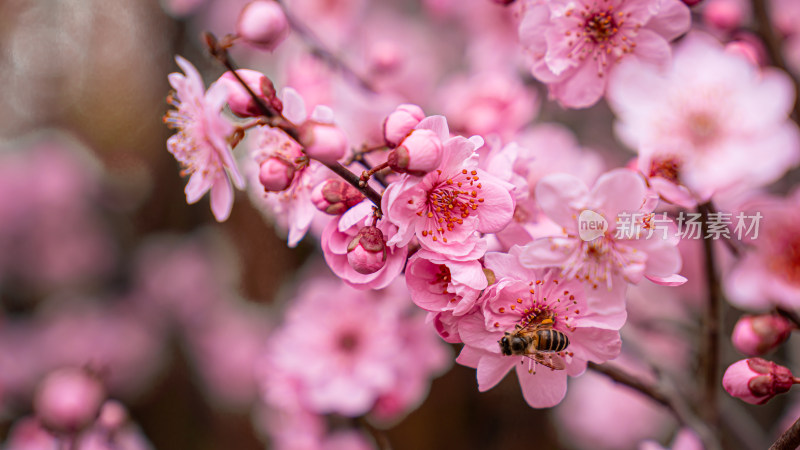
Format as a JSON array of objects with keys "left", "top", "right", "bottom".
[{"left": 159, "top": 0, "right": 800, "bottom": 447}]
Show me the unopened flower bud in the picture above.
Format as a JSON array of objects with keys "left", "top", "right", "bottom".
[
  {"left": 725, "top": 35, "right": 766, "bottom": 66},
  {"left": 723, "top": 358, "right": 796, "bottom": 404},
  {"left": 259, "top": 157, "right": 296, "bottom": 192},
  {"left": 732, "top": 314, "right": 794, "bottom": 356},
  {"left": 97, "top": 400, "right": 128, "bottom": 431},
  {"left": 236, "top": 0, "right": 290, "bottom": 51},
  {"left": 383, "top": 104, "right": 425, "bottom": 147},
  {"left": 218, "top": 69, "right": 277, "bottom": 117},
  {"left": 387, "top": 129, "right": 443, "bottom": 176},
  {"left": 311, "top": 179, "right": 365, "bottom": 214},
  {"left": 300, "top": 122, "right": 348, "bottom": 164},
  {"left": 347, "top": 226, "right": 387, "bottom": 274},
  {"left": 34, "top": 368, "right": 106, "bottom": 433},
  {"left": 703, "top": 0, "right": 744, "bottom": 31},
  {"left": 682, "top": 0, "right": 704, "bottom": 6}
]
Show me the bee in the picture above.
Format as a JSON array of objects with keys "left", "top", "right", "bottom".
[{"left": 498, "top": 319, "right": 569, "bottom": 371}]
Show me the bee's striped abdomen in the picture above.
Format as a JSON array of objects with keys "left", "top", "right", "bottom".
[{"left": 535, "top": 329, "right": 570, "bottom": 352}]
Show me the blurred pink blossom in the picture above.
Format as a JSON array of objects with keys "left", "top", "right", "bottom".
[
  {"left": 519, "top": 0, "right": 690, "bottom": 108},
  {"left": 165, "top": 56, "right": 244, "bottom": 221},
  {"left": 608, "top": 33, "right": 800, "bottom": 204}
]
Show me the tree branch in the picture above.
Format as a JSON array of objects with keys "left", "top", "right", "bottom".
[
  {"left": 588, "top": 362, "right": 721, "bottom": 450},
  {"left": 203, "top": 32, "right": 384, "bottom": 212},
  {"left": 698, "top": 201, "right": 721, "bottom": 431},
  {"left": 770, "top": 415, "right": 800, "bottom": 450}
]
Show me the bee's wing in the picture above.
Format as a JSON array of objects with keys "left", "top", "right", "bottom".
[{"left": 530, "top": 352, "right": 566, "bottom": 371}]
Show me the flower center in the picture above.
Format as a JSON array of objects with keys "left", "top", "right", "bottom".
[
  {"left": 563, "top": 3, "right": 638, "bottom": 75},
  {"left": 649, "top": 156, "right": 682, "bottom": 183},
  {"left": 417, "top": 169, "right": 484, "bottom": 243},
  {"left": 686, "top": 111, "right": 720, "bottom": 147},
  {"left": 584, "top": 10, "right": 618, "bottom": 43},
  {"left": 337, "top": 331, "right": 360, "bottom": 353}
]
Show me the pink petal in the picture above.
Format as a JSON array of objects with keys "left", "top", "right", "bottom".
[
  {"left": 210, "top": 176, "right": 234, "bottom": 221},
  {"left": 516, "top": 363, "right": 568, "bottom": 408},
  {"left": 477, "top": 354, "right": 517, "bottom": 391},
  {"left": 569, "top": 327, "right": 622, "bottom": 362},
  {"left": 517, "top": 237, "right": 576, "bottom": 268},
  {"left": 185, "top": 172, "right": 210, "bottom": 204},
  {"left": 549, "top": 58, "right": 607, "bottom": 108},
  {"left": 281, "top": 87, "right": 307, "bottom": 125},
  {"left": 475, "top": 173, "right": 515, "bottom": 234},
  {"left": 535, "top": 173, "right": 588, "bottom": 231},
  {"left": 632, "top": 29, "right": 672, "bottom": 69},
  {"left": 588, "top": 169, "right": 647, "bottom": 220},
  {"left": 645, "top": 0, "right": 691, "bottom": 41},
  {"left": 416, "top": 115, "right": 450, "bottom": 143},
  {"left": 645, "top": 274, "right": 687, "bottom": 286}
]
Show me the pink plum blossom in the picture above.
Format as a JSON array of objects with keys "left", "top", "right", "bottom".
[
  {"left": 518, "top": 0, "right": 691, "bottom": 108},
  {"left": 437, "top": 71, "right": 539, "bottom": 140},
  {"left": 723, "top": 191, "right": 800, "bottom": 311},
  {"left": 261, "top": 277, "right": 449, "bottom": 417},
  {"left": 456, "top": 247, "right": 625, "bottom": 408},
  {"left": 518, "top": 169, "right": 686, "bottom": 289},
  {"left": 405, "top": 250, "right": 489, "bottom": 316},
  {"left": 608, "top": 33, "right": 800, "bottom": 204},
  {"left": 164, "top": 56, "right": 244, "bottom": 222},
  {"left": 382, "top": 117, "right": 515, "bottom": 259},
  {"left": 321, "top": 202, "right": 407, "bottom": 290}
]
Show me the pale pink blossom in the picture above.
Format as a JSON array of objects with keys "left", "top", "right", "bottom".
[
  {"left": 321, "top": 202, "right": 407, "bottom": 290},
  {"left": 456, "top": 248, "right": 625, "bottom": 408},
  {"left": 723, "top": 191, "right": 800, "bottom": 310},
  {"left": 382, "top": 117, "right": 515, "bottom": 259},
  {"left": 262, "top": 277, "right": 449, "bottom": 417},
  {"left": 723, "top": 357, "right": 796, "bottom": 404},
  {"left": 554, "top": 360, "right": 675, "bottom": 450},
  {"left": 519, "top": 0, "right": 691, "bottom": 108},
  {"left": 608, "top": 33, "right": 800, "bottom": 204},
  {"left": 165, "top": 56, "right": 244, "bottom": 222},
  {"left": 437, "top": 71, "right": 539, "bottom": 140},
  {"left": 405, "top": 250, "right": 489, "bottom": 316},
  {"left": 519, "top": 169, "right": 686, "bottom": 289}
]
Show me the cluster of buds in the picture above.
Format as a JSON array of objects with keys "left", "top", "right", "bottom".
[{"left": 218, "top": 69, "right": 283, "bottom": 118}]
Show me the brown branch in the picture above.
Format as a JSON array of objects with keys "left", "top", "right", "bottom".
[
  {"left": 202, "top": 32, "right": 384, "bottom": 211},
  {"left": 751, "top": 0, "right": 800, "bottom": 123},
  {"left": 272, "top": 0, "right": 377, "bottom": 94},
  {"left": 588, "top": 362, "right": 721, "bottom": 450},
  {"left": 356, "top": 417, "right": 392, "bottom": 450},
  {"left": 770, "top": 415, "right": 800, "bottom": 450},
  {"left": 777, "top": 307, "right": 800, "bottom": 329},
  {"left": 698, "top": 201, "right": 722, "bottom": 431}
]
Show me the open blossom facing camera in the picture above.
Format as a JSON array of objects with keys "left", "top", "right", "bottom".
[
  {"left": 608, "top": 33, "right": 800, "bottom": 203},
  {"left": 383, "top": 118, "right": 515, "bottom": 259},
  {"left": 519, "top": 169, "right": 685, "bottom": 289},
  {"left": 164, "top": 56, "right": 244, "bottom": 222},
  {"left": 518, "top": 0, "right": 691, "bottom": 108},
  {"left": 457, "top": 248, "right": 625, "bottom": 408}
]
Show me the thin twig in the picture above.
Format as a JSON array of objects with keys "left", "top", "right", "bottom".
[
  {"left": 588, "top": 362, "right": 721, "bottom": 450},
  {"left": 202, "top": 32, "right": 384, "bottom": 211},
  {"left": 698, "top": 201, "right": 722, "bottom": 431},
  {"left": 273, "top": 0, "right": 377, "bottom": 93},
  {"left": 751, "top": 0, "right": 800, "bottom": 123},
  {"left": 770, "top": 415, "right": 800, "bottom": 450}
]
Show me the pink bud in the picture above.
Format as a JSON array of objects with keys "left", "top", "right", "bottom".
[
  {"left": 218, "top": 70, "right": 279, "bottom": 117},
  {"left": 703, "top": 0, "right": 744, "bottom": 30},
  {"left": 300, "top": 122, "right": 348, "bottom": 164},
  {"left": 34, "top": 368, "right": 106, "bottom": 433},
  {"left": 725, "top": 33, "right": 767, "bottom": 66},
  {"left": 97, "top": 400, "right": 128, "bottom": 430},
  {"left": 383, "top": 104, "right": 425, "bottom": 147},
  {"left": 258, "top": 157, "right": 296, "bottom": 192},
  {"left": 732, "top": 314, "right": 793, "bottom": 356},
  {"left": 387, "top": 129, "right": 443, "bottom": 176},
  {"left": 237, "top": 1, "right": 290, "bottom": 51},
  {"left": 346, "top": 226, "right": 387, "bottom": 274},
  {"left": 311, "top": 179, "right": 365, "bottom": 215},
  {"left": 722, "top": 358, "right": 795, "bottom": 404}
]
